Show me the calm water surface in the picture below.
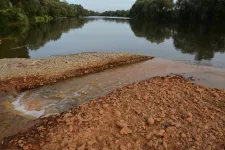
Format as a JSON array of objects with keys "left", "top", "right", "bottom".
[{"left": 0, "top": 16, "right": 225, "bottom": 68}]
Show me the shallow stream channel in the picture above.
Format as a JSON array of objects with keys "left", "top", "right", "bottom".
[{"left": 1, "top": 58, "right": 225, "bottom": 139}]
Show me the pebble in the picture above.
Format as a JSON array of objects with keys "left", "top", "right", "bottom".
[
  {"left": 143, "top": 95, "right": 148, "bottom": 100},
  {"left": 115, "top": 111, "right": 121, "bottom": 117},
  {"left": 206, "top": 145, "right": 212, "bottom": 150},
  {"left": 69, "top": 125, "right": 73, "bottom": 132},
  {"left": 146, "top": 133, "right": 152, "bottom": 140},
  {"left": 120, "top": 145, "right": 126, "bottom": 150},
  {"left": 147, "top": 140, "right": 153, "bottom": 147},
  {"left": 23, "top": 146, "right": 29, "bottom": 150},
  {"left": 163, "top": 141, "right": 168, "bottom": 149},
  {"left": 156, "top": 130, "right": 166, "bottom": 137},
  {"left": 102, "top": 104, "right": 109, "bottom": 108},
  {"left": 186, "top": 117, "right": 193, "bottom": 123},
  {"left": 78, "top": 144, "right": 86, "bottom": 150},
  {"left": 18, "top": 140, "right": 23, "bottom": 144},
  {"left": 181, "top": 133, "right": 186, "bottom": 138},
  {"left": 170, "top": 109, "right": 176, "bottom": 115},
  {"left": 120, "top": 127, "right": 132, "bottom": 135},
  {"left": 99, "top": 110, "right": 104, "bottom": 115},
  {"left": 147, "top": 116, "right": 155, "bottom": 125},
  {"left": 187, "top": 111, "right": 193, "bottom": 118},
  {"left": 116, "top": 121, "right": 127, "bottom": 128},
  {"left": 97, "top": 136, "right": 103, "bottom": 142}
]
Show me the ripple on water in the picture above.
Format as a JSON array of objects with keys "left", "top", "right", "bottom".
[{"left": 12, "top": 92, "right": 45, "bottom": 118}]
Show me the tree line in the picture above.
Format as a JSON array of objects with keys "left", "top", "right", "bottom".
[
  {"left": 0, "top": 0, "right": 95, "bottom": 26},
  {"left": 130, "top": 0, "right": 225, "bottom": 23},
  {"left": 100, "top": 10, "right": 130, "bottom": 17}
]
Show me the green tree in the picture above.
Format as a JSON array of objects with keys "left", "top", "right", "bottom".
[
  {"left": 0, "top": 0, "right": 11, "bottom": 10},
  {"left": 130, "top": 0, "right": 174, "bottom": 20},
  {"left": 174, "top": 0, "right": 225, "bottom": 22}
]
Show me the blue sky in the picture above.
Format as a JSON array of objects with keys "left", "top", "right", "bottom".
[{"left": 66, "top": 0, "right": 136, "bottom": 12}]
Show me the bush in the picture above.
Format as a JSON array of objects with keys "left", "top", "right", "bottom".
[
  {"left": 34, "top": 15, "right": 53, "bottom": 22},
  {"left": 0, "top": 8, "right": 28, "bottom": 26}
]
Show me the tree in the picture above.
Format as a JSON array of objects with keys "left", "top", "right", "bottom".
[
  {"left": 130, "top": 0, "right": 174, "bottom": 20},
  {"left": 0, "top": 0, "right": 11, "bottom": 10},
  {"left": 174, "top": 0, "right": 225, "bottom": 22}
]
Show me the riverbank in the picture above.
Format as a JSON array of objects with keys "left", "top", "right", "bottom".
[
  {"left": 0, "top": 52, "right": 153, "bottom": 93},
  {"left": 1, "top": 75, "right": 224, "bottom": 150}
]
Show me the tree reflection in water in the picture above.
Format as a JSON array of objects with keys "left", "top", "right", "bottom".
[
  {"left": 130, "top": 19, "right": 225, "bottom": 61},
  {"left": 1, "top": 17, "right": 225, "bottom": 61}
]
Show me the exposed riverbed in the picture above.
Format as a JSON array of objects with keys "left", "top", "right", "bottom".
[{"left": 1, "top": 58, "right": 225, "bottom": 140}]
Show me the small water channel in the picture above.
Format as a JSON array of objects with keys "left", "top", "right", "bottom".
[{"left": 1, "top": 58, "right": 225, "bottom": 139}]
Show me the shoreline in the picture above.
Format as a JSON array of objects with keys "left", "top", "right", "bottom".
[
  {"left": 1, "top": 75, "right": 224, "bottom": 150},
  {"left": 0, "top": 52, "right": 153, "bottom": 93}
]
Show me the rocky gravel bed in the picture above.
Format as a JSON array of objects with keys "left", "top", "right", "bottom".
[
  {"left": 1, "top": 75, "right": 225, "bottom": 150},
  {"left": 0, "top": 52, "right": 153, "bottom": 93}
]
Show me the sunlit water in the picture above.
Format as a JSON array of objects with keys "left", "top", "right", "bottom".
[{"left": 0, "top": 17, "right": 225, "bottom": 68}]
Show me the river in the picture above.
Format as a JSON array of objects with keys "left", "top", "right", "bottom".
[
  {"left": 0, "top": 16, "right": 225, "bottom": 68},
  {"left": 1, "top": 17, "right": 225, "bottom": 140}
]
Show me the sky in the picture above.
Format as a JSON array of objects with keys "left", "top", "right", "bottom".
[{"left": 66, "top": 0, "right": 136, "bottom": 12}]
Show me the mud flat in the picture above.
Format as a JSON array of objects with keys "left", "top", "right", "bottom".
[
  {"left": 0, "top": 52, "right": 153, "bottom": 93},
  {"left": 1, "top": 75, "right": 224, "bottom": 150}
]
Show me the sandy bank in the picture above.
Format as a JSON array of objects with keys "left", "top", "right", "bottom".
[
  {"left": 1, "top": 75, "right": 224, "bottom": 150},
  {"left": 0, "top": 52, "right": 153, "bottom": 93}
]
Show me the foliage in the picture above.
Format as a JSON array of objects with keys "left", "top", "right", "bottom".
[
  {"left": 33, "top": 15, "right": 53, "bottom": 22},
  {"left": 101, "top": 10, "right": 130, "bottom": 17},
  {"left": 130, "top": 0, "right": 225, "bottom": 23},
  {"left": 130, "top": 0, "right": 174, "bottom": 21},
  {"left": 0, "top": 0, "right": 93, "bottom": 26},
  {"left": 84, "top": 10, "right": 100, "bottom": 16},
  {"left": 14, "top": 0, "right": 88, "bottom": 18},
  {"left": 174, "top": 0, "right": 225, "bottom": 22},
  {"left": 0, "top": 8, "right": 28, "bottom": 27},
  {"left": 0, "top": 0, "right": 12, "bottom": 10}
]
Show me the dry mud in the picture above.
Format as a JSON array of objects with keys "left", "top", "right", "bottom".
[{"left": 1, "top": 75, "right": 225, "bottom": 150}]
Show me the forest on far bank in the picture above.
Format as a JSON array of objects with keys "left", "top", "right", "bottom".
[
  {"left": 130, "top": 0, "right": 225, "bottom": 23},
  {"left": 1, "top": 0, "right": 225, "bottom": 29},
  {"left": 0, "top": 0, "right": 98, "bottom": 26},
  {"left": 101, "top": 0, "right": 225, "bottom": 23}
]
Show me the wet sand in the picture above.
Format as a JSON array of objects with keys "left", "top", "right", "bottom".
[
  {"left": 0, "top": 52, "right": 152, "bottom": 93},
  {"left": 1, "top": 75, "right": 224, "bottom": 150}
]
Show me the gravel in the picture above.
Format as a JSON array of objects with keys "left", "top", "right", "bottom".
[
  {"left": 1, "top": 75, "right": 224, "bottom": 150},
  {"left": 0, "top": 52, "right": 153, "bottom": 92}
]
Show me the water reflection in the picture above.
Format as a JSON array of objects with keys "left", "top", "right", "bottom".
[
  {"left": 0, "top": 19, "right": 87, "bottom": 58},
  {"left": 0, "top": 17, "right": 225, "bottom": 67},
  {"left": 84, "top": 16, "right": 131, "bottom": 24},
  {"left": 173, "top": 24, "right": 225, "bottom": 60},
  {"left": 130, "top": 21, "right": 172, "bottom": 44},
  {"left": 130, "top": 20, "right": 225, "bottom": 61}
]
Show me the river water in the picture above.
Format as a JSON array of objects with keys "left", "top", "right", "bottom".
[
  {"left": 1, "top": 17, "right": 225, "bottom": 139},
  {"left": 0, "top": 16, "right": 225, "bottom": 68}
]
